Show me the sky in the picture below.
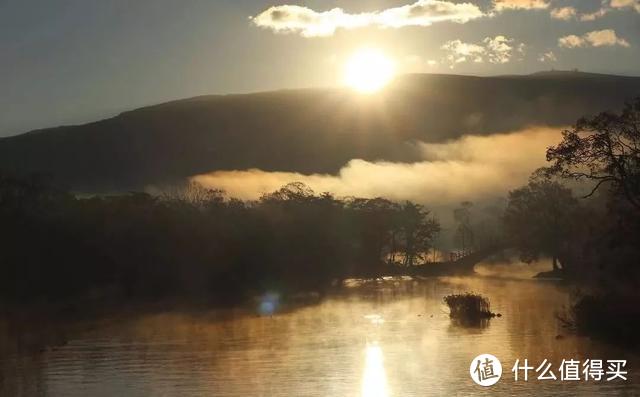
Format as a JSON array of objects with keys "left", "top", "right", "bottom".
[{"left": 1, "top": 0, "right": 639, "bottom": 136}]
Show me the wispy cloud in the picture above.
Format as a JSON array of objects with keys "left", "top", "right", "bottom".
[
  {"left": 442, "top": 40, "right": 486, "bottom": 65},
  {"left": 250, "top": 1, "right": 485, "bottom": 37},
  {"left": 442, "top": 35, "right": 524, "bottom": 67},
  {"left": 579, "top": 7, "right": 609, "bottom": 21},
  {"left": 493, "top": 0, "right": 550, "bottom": 11},
  {"left": 574, "top": 0, "right": 637, "bottom": 21},
  {"left": 550, "top": 6, "right": 577, "bottom": 20},
  {"left": 559, "top": 29, "right": 630, "bottom": 48},
  {"left": 610, "top": 0, "right": 640, "bottom": 12},
  {"left": 538, "top": 51, "right": 557, "bottom": 62},
  {"left": 192, "top": 127, "right": 561, "bottom": 205},
  {"left": 485, "top": 36, "right": 524, "bottom": 64},
  {"left": 550, "top": 2, "right": 618, "bottom": 22}
]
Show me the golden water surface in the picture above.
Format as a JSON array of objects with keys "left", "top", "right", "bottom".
[{"left": 1, "top": 264, "right": 639, "bottom": 396}]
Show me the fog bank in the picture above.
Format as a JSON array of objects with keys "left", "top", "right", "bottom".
[{"left": 192, "top": 127, "right": 562, "bottom": 204}]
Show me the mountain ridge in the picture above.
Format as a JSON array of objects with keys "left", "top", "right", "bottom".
[{"left": 1, "top": 71, "right": 639, "bottom": 192}]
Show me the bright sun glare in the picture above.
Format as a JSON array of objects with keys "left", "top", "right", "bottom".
[{"left": 344, "top": 48, "right": 395, "bottom": 94}]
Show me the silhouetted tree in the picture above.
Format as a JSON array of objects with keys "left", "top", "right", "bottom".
[
  {"left": 546, "top": 98, "right": 640, "bottom": 211},
  {"left": 453, "top": 201, "right": 474, "bottom": 255},
  {"left": 347, "top": 197, "right": 398, "bottom": 274},
  {"left": 504, "top": 179, "right": 580, "bottom": 271},
  {"left": 397, "top": 202, "right": 441, "bottom": 267}
]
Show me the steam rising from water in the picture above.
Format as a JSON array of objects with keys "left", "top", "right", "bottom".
[{"left": 192, "top": 127, "right": 562, "bottom": 204}]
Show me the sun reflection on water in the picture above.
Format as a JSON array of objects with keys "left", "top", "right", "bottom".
[
  {"left": 361, "top": 343, "right": 390, "bottom": 397},
  {"left": 7, "top": 276, "right": 640, "bottom": 396}
]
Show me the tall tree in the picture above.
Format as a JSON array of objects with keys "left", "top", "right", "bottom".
[
  {"left": 546, "top": 98, "right": 640, "bottom": 211},
  {"left": 504, "top": 179, "right": 579, "bottom": 271},
  {"left": 397, "top": 202, "right": 441, "bottom": 267},
  {"left": 453, "top": 201, "right": 474, "bottom": 255},
  {"left": 348, "top": 197, "right": 398, "bottom": 268}
]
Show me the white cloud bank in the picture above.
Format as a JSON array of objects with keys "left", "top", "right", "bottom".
[
  {"left": 192, "top": 127, "right": 561, "bottom": 205},
  {"left": 250, "top": 1, "right": 485, "bottom": 37},
  {"left": 493, "top": 0, "right": 550, "bottom": 11},
  {"left": 442, "top": 35, "right": 524, "bottom": 66},
  {"left": 559, "top": 29, "right": 630, "bottom": 48},
  {"left": 251, "top": 0, "right": 638, "bottom": 38}
]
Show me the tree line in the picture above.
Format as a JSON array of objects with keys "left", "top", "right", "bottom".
[{"left": 0, "top": 178, "right": 441, "bottom": 303}]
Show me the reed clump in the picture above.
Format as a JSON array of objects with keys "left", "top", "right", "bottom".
[{"left": 444, "top": 293, "right": 496, "bottom": 320}]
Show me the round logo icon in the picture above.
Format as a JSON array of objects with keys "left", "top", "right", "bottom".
[{"left": 470, "top": 354, "right": 502, "bottom": 386}]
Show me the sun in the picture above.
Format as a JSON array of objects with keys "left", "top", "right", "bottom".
[{"left": 344, "top": 48, "right": 396, "bottom": 94}]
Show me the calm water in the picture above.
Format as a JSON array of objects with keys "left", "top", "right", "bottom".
[{"left": 2, "top": 265, "right": 639, "bottom": 396}]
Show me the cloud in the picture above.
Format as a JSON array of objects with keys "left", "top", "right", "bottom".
[
  {"left": 375, "top": 0, "right": 485, "bottom": 26},
  {"left": 441, "top": 40, "right": 486, "bottom": 65},
  {"left": 191, "top": 127, "right": 561, "bottom": 205},
  {"left": 442, "top": 35, "right": 524, "bottom": 66},
  {"left": 558, "top": 29, "right": 630, "bottom": 48},
  {"left": 250, "top": 6, "right": 369, "bottom": 37},
  {"left": 558, "top": 35, "right": 585, "bottom": 48},
  {"left": 610, "top": 0, "right": 640, "bottom": 12},
  {"left": 550, "top": 5, "right": 613, "bottom": 21},
  {"left": 538, "top": 51, "right": 557, "bottom": 62},
  {"left": 575, "top": 0, "right": 639, "bottom": 21},
  {"left": 250, "top": 1, "right": 485, "bottom": 37},
  {"left": 584, "top": 29, "right": 630, "bottom": 47},
  {"left": 577, "top": 0, "right": 638, "bottom": 20},
  {"left": 493, "top": 0, "right": 550, "bottom": 11},
  {"left": 550, "top": 6, "right": 577, "bottom": 20},
  {"left": 484, "top": 36, "right": 524, "bottom": 64},
  {"left": 579, "top": 8, "right": 609, "bottom": 21}
]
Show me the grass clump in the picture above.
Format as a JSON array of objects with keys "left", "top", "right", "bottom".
[{"left": 444, "top": 293, "right": 496, "bottom": 321}]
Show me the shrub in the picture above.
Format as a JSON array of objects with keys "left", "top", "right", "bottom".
[{"left": 560, "top": 294, "right": 640, "bottom": 347}]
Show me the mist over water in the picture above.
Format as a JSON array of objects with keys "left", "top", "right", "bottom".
[{"left": 2, "top": 267, "right": 639, "bottom": 396}]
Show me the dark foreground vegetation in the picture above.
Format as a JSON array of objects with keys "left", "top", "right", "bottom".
[
  {"left": 502, "top": 98, "right": 640, "bottom": 344},
  {"left": 0, "top": 178, "right": 440, "bottom": 304},
  {"left": 510, "top": 99, "right": 640, "bottom": 286},
  {"left": 559, "top": 294, "right": 640, "bottom": 347},
  {"left": 444, "top": 293, "right": 498, "bottom": 327}
]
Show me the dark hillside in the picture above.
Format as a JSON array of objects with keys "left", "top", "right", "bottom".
[{"left": 1, "top": 72, "right": 639, "bottom": 191}]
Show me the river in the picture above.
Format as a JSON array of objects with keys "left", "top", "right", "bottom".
[{"left": 1, "top": 262, "right": 639, "bottom": 396}]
